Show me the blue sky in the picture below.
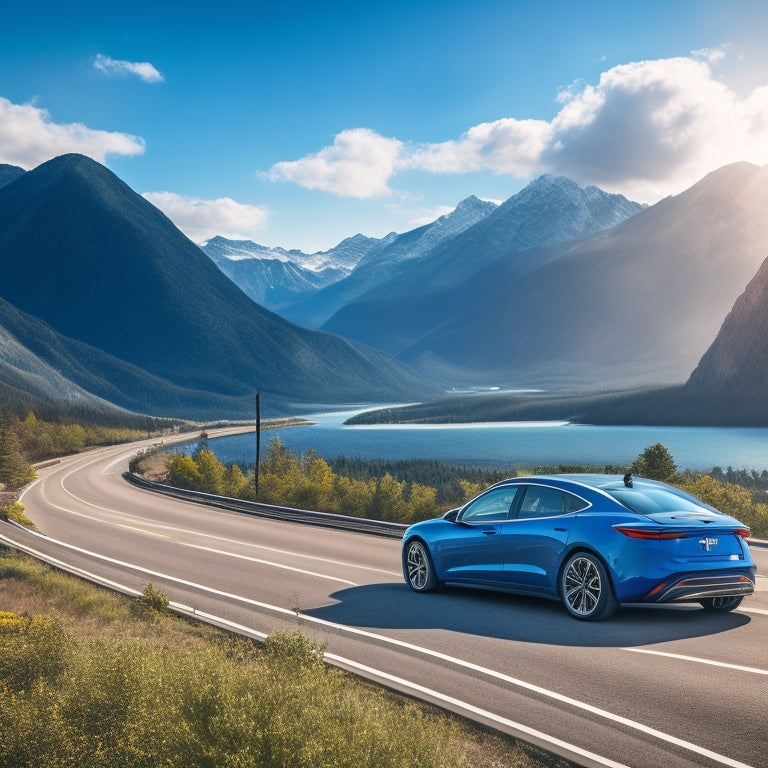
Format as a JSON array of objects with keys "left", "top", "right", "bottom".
[{"left": 3, "top": 0, "right": 768, "bottom": 252}]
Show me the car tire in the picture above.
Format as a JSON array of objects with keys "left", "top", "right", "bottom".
[
  {"left": 560, "top": 552, "right": 617, "bottom": 621},
  {"left": 403, "top": 539, "right": 437, "bottom": 592},
  {"left": 699, "top": 596, "right": 743, "bottom": 612}
]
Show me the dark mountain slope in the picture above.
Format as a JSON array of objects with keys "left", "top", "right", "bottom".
[
  {"left": 683, "top": 247, "right": 768, "bottom": 424},
  {"left": 400, "top": 162, "right": 768, "bottom": 387},
  {"left": 0, "top": 164, "right": 25, "bottom": 189},
  {"left": 0, "top": 155, "right": 433, "bottom": 416},
  {"left": 0, "top": 297, "right": 257, "bottom": 419},
  {"left": 322, "top": 175, "right": 643, "bottom": 353}
]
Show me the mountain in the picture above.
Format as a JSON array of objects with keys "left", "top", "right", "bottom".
[
  {"left": 683, "top": 241, "right": 768, "bottom": 423},
  {"left": 0, "top": 154, "right": 434, "bottom": 418},
  {"left": 0, "top": 164, "right": 25, "bottom": 189},
  {"left": 202, "top": 234, "right": 380, "bottom": 311},
  {"left": 322, "top": 175, "right": 644, "bottom": 354},
  {"left": 280, "top": 196, "right": 498, "bottom": 328},
  {"left": 399, "top": 162, "right": 768, "bottom": 388},
  {"left": 0, "top": 296, "right": 256, "bottom": 420},
  {"left": 0, "top": 298, "right": 123, "bottom": 414}
]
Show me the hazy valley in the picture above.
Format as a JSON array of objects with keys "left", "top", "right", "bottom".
[{"left": 1, "top": 154, "right": 768, "bottom": 425}]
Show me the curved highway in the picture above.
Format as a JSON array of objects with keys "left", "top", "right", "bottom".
[{"left": 2, "top": 430, "right": 767, "bottom": 768}]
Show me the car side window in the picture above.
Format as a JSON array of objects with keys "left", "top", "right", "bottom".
[
  {"left": 460, "top": 486, "right": 520, "bottom": 523},
  {"left": 517, "top": 485, "right": 588, "bottom": 518}
]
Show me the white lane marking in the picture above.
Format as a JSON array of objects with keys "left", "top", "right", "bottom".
[
  {"left": 29, "top": 458, "right": 399, "bottom": 578},
  {"left": 114, "top": 525, "right": 358, "bottom": 585},
  {"left": 0, "top": 529, "right": 628, "bottom": 768},
  {"left": 172, "top": 608, "right": 630, "bottom": 768},
  {"left": 622, "top": 647, "right": 768, "bottom": 675},
  {"left": 322, "top": 653, "right": 631, "bottom": 768},
  {"left": 171, "top": 540, "right": 358, "bottom": 586},
  {"left": 741, "top": 607, "right": 768, "bottom": 616},
  {"left": 0, "top": 527, "right": 756, "bottom": 768}
]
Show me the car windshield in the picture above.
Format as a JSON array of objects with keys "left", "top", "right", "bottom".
[{"left": 605, "top": 486, "right": 718, "bottom": 516}]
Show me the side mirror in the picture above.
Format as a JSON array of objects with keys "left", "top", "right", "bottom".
[{"left": 443, "top": 508, "right": 459, "bottom": 523}]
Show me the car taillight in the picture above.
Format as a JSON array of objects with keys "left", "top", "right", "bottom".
[
  {"left": 735, "top": 528, "right": 751, "bottom": 540},
  {"left": 613, "top": 526, "right": 683, "bottom": 540}
]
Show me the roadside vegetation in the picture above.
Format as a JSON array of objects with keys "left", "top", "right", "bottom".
[
  {"left": 3, "top": 417, "right": 766, "bottom": 765},
  {"left": 131, "top": 438, "right": 768, "bottom": 538},
  {"left": 0, "top": 409, "right": 182, "bottom": 524},
  {"left": 0, "top": 549, "right": 576, "bottom": 768},
  {"left": 2, "top": 406, "right": 768, "bottom": 538}
]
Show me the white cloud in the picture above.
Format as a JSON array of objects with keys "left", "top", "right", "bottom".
[
  {"left": 0, "top": 96, "right": 145, "bottom": 169},
  {"left": 541, "top": 56, "right": 768, "bottom": 198},
  {"left": 266, "top": 127, "right": 403, "bottom": 198},
  {"left": 267, "top": 53, "right": 768, "bottom": 203},
  {"left": 142, "top": 191, "right": 269, "bottom": 243},
  {"left": 93, "top": 54, "right": 164, "bottom": 83},
  {"left": 692, "top": 46, "right": 728, "bottom": 64},
  {"left": 408, "top": 118, "right": 552, "bottom": 177}
]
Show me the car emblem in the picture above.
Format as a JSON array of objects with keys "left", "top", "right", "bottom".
[{"left": 699, "top": 537, "right": 719, "bottom": 552}]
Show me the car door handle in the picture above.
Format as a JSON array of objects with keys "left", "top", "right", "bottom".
[
  {"left": 482, "top": 528, "right": 497, "bottom": 535},
  {"left": 554, "top": 527, "right": 568, "bottom": 532}
]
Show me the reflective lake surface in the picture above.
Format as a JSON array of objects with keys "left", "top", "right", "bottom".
[{"left": 194, "top": 408, "right": 768, "bottom": 471}]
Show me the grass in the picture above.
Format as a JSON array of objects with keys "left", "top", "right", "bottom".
[{"left": 0, "top": 547, "right": 577, "bottom": 768}]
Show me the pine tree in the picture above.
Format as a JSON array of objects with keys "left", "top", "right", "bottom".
[
  {"left": 0, "top": 416, "right": 37, "bottom": 490},
  {"left": 631, "top": 443, "right": 677, "bottom": 481}
]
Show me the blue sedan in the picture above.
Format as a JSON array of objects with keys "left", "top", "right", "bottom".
[{"left": 401, "top": 474, "right": 756, "bottom": 620}]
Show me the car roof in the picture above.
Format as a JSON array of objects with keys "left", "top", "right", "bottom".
[{"left": 492, "top": 473, "right": 665, "bottom": 493}]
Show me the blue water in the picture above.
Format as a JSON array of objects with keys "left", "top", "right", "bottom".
[{"left": 192, "top": 408, "right": 768, "bottom": 472}]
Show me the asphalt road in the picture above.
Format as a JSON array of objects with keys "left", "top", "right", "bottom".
[{"left": 2, "top": 431, "right": 767, "bottom": 768}]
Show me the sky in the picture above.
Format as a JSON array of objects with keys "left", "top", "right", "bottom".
[{"left": 2, "top": 0, "right": 768, "bottom": 253}]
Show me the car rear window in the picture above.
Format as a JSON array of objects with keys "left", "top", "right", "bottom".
[{"left": 605, "top": 487, "right": 717, "bottom": 516}]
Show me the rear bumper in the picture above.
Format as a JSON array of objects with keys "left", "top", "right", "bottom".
[{"left": 645, "top": 572, "right": 755, "bottom": 604}]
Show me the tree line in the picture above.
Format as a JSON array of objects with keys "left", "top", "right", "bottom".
[
  {"left": 3, "top": 411, "right": 767, "bottom": 539},
  {"left": 162, "top": 438, "right": 478, "bottom": 525},
  {"left": 149, "top": 438, "right": 768, "bottom": 537}
]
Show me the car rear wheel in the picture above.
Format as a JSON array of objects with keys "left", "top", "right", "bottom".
[
  {"left": 699, "top": 596, "right": 743, "bottom": 612},
  {"left": 404, "top": 539, "right": 437, "bottom": 592},
  {"left": 560, "top": 552, "right": 617, "bottom": 620}
]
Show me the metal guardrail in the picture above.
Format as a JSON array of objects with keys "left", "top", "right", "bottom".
[
  {"left": 123, "top": 473, "right": 408, "bottom": 539},
  {"left": 124, "top": 473, "right": 768, "bottom": 548}
]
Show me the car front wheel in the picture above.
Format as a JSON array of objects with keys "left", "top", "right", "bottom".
[
  {"left": 560, "top": 552, "right": 617, "bottom": 620},
  {"left": 403, "top": 539, "right": 437, "bottom": 592},
  {"left": 699, "top": 596, "right": 743, "bottom": 612}
]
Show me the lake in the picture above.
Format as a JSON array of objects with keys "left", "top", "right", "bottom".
[{"left": 191, "top": 408, "right": 768, "bottom": 472}]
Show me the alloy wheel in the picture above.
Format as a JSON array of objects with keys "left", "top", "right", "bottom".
[
  {"left": 561, "top": 553, "right": 616, "bottom": 619},
  {"left": 405, "top": 540, "right": 435, "bottom": 592}
]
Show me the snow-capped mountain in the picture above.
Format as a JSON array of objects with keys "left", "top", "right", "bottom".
[
  {"left": 0, "top": 154, "right": 433, "bottom": 419},
  {"left": 202, "top": 233, "right": 386, "bottom": 310},
  {"left": 279, "top": 195, "right": 498, "bottom": 327},
  {"left": 322, "top": 175, "right": 646, "bottom": 353}
]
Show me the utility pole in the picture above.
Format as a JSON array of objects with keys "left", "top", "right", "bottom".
[{"left": 255, "top": 393, "right": 260, "bottom": 497}]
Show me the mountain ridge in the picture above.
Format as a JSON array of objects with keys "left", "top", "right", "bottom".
[
  {"left": 398, "top": 161, "right": 768, "bottom": 388},
  {"left": 321, "top": 175, "right": 645, "bottom": 355},
  {"left": 0, "top": 154, "right": 435, "bottom": 418},
  {"left": 274, "top": 195, "right": 497, "bottom": 328}
]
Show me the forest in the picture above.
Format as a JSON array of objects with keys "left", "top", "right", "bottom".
[
  {"left": 133, "top": 437, "right": 768, "bottom": 538},
  {"left": 2, "top": 411, "right": 767, "bottom": 538}
]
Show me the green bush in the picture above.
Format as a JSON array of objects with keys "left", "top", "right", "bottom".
[
  {"left": 677, "top": 474, "right": 768, "bottom": 538},
  {"left": 159, "top": 439, "right": 768, "bottom": 538},
  {"left": 2, "top": 501, "right": 36, "bottom": 528},
  {"left": 0, "top": 613, "right": 71, "bottom": 693},
  {"left": 142, "top": 582, "right": 169, "bottom": 611},
  {"left": 0, "top": 622, "right": 492, "bottom": 768}
]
